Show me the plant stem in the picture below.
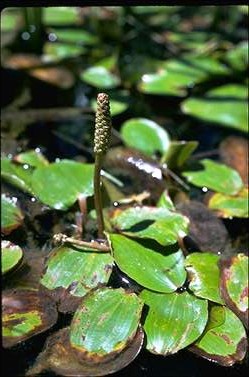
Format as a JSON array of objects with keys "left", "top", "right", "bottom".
[
  {"left": 93, "top": 93, "right": 112, "bottom": 239},
  {"left": 94, "top": 153, "right": 105, "bottom": 239},
  {"left": 53, "top": 233, "right": 110, "bottom": 252}
]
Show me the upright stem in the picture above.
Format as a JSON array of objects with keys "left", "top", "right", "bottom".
[
  {"left": 94, "top": 153, "right": 105, "bottom": 238},
  {"left": 93, "top": 93, "right": 112, "bottom": 239}
]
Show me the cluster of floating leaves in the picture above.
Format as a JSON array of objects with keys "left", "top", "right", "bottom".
[{"left": 1, "top": 5, "right": 248, "bottom": 377}]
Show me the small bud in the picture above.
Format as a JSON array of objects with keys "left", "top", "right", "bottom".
[{"left": 94, "top": 93, "right": 112, "bottom": 154}]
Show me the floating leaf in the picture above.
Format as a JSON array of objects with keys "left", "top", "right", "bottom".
[
  {"left": 120, "top": 118, "right": 170, "bottom": 157},
  {"left": 182, "top": 159, "right": 244, "bottom": 195},
  {"left": 49, "top": 29, "right": 98, "bottom": 45},
  {"left": 185, "top": 253, "right": 224, "bottom": 304},
  {"left": 27, "top": 326, "right": 144, "bottom": 377},
  {"left": 1, "top": 194, "right": 24, "bottom": 235},
  {"left": 31, "top": 160, "right": 94, "bottom": 210},
  {"left": 70, "top": 288, "right": 143, "bottom": 357},
  {"left": 206, "top": 84, "right": 247, "bottom": 99},
  {"left": 14, "top": 149, "right": 49, "bottom": 168},
  {"left": 161, "top": 141, "right": 198, "bottom": 168},
  {"left": 44, "top": 7, "right": 79, "bottom": 25},
  {"left": 40, "top": 245, "right": 113, "bottom": 308},
  {"left": 208, "top": 188, "right": 248, "bottom": 218},
  {"left": 43, "top": 42, "right": 85, "bottom": 61},
  {"left": 109, "top": 233, "right": 187, "bottom": 293},
  {"left": 2, "top": 289, "right": 58, "bottom": 348},
  {"left": 138, "top": 56, "right": 229, "bottom": 96},
  {"left": 80, "top": 66, "right": 120, "bottom": 89},
  {"left": 190, "top": 305, "right": 247, "bottom": 366},
  {"left": 1, "top": 157, "right": 33, "bottom": 194},
  {"left": 1, "top": 241, "right": 23, "bottom": 275},
  {"left": 181, "top": 85, "right": 248, "bottom": 133},
  {"left": 139, "top": 70, "right": 189, "bottom": 97},
  {"left": 111, "top": 206, "right": 189, "bottom": 246},
  {"left": 225, "top": 41, "right": 248, "bottom": 71},
  {"left": 220, "top": 254, "right": 248, "bottom": 328},
  {"left": 140, "top": 289, "right": 208, "bottom": 355}
]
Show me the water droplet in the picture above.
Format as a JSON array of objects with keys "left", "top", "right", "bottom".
[
  {"left": 55, "top": 158, "right": 61, "bottom": 163},
  {"left": 202, "top": 186, "right": 208, "bottom": 192},
  {"left": 23, "top": 164, "right": 29, "bottom": 170},
  {"left": 21, "top": 32, "right": 30, "bottom": 41},
  {"left": 35, "top": 147, "right": 41, "bottom": 153},
  {"left": 48, "top": 33, "right": 57, "bottom": 42},
  {"left": 113, "top": 201, "right": 119, "bottom": 207},
  {"left": 31, "top": 197, "right": 36, "bottom": 202},
  {"left": 7, "top": 153, "right": 13, "bottom": 159}
]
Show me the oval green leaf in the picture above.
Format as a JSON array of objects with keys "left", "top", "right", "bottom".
[
  {"left": 181, "top": 94, "right": 248, "bottom": 133},
  {"left": 182, "top": 159, "right": 244, "bottom": 195},
  {"left": 70, "top": 287, "right": 143, "bottom": 356},
  {"left": 49, "top": 29, "right": 98, "bottom": 45},
  {"left": 185, "top": 253, "right": 224, "bottom": 304},
  {"left": 2, "top": 241, "right": 23, "bottom": 275},
  {"left": 140, "top": 289, "right": 208, "bottom": 355},
  {"left": 31, "top": 160, "right": 94, "bottom": 210},
  {"left": 120, "top": 118, "right": 170, "bottom": 156},
  {"left": 80, "top": 66, "right": 120, "bottom": 89},
  {"left": 2, "top": 289, "right": 58, "bottom": 348},
  {"left": 40, "top": 245, "right": 113, "bottom": 298},
  {"left": 1, "top": 157, "right": 34, "bottom": 194},
  {"left": 14, "top": 149, "right": 49, "bottom": 168},
  {"left": 225, "top": 41, "right": 248, "bottom": 71},
  {"left": 208, "top": 188, "right": 249, "bottom": 218},
  {"left": 220, "top": 254, "right": 248, "bottom": 328},
  {"left": 44, "top": 7, "right": 79, "bottom": 25},
  {"left": 43, "top": 42, "right": 85, "bottom": 61},
  {"left": 111, "top": 206, "right": 189, "bottom": 246},
  {"left": 1, "top": 194, "right": 24, "bottom": 235},
  {"left": 109, "top": 233, "right": 187, "bottom": 293},
  {"left": 190, "top": 305, "right": 247, "bottom": 366}
]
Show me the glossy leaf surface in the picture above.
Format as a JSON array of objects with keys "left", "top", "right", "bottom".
[
  {"left": 190, "top": 305, "right": 247, "bottom": 366},
  {"left": 31, "top": 160, "right": 94, "bottom": 209},
  {"left": 182, "top": 159, "right": 244, "bottom": 195},
  {"left": 109, "top": 233, "right": 187, "bottom": 293},
  {"left": 2, "top": 289, "right": 58, "bottom": 348},
  {"left": 80, "top": 66, "right": 120, "bottom": 89},
  {"left": 70, "top": 287, "right": 143, "bottom": 355},
  {"left": 14, "top": 149, "right": 49, "bottom": 168},
  {"left": 111, "top": 206, "right": 189, "bottom": 246},
  {"left": 181, "top": 84, "right": 248, "bottom": 133},
  {"left": 1, "top": 194, "right": 24, "bottom": 235},
  {"left": 185, "top": 253, "right": 224, "bottom": 304},
  {"left": 40, "top": 246, "right": 113, "bottom": 297},
  {"left": 1, "top": 158, "right": 33, "bottom": 194},
  {"left": 220, "top": 254, "right": 248, "bottom": 328},
  {"left": 121, "top": 118, "right": 170, "bottom": 156},
  {"left": 2, "top": 241, "right": 23, "bottom": 275},
  {"left": 208, "top": 188, "right": 248, "bottom": 218},
  {"left": 140, "top": 289, "right": 208, "bottom": 355}
]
